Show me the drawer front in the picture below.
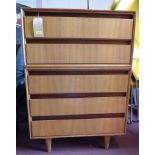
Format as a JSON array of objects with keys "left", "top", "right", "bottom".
[
  {"left": 26, "top": 44, "right": 131, "bottom": 64},
  {"left": 28, "top": 74, "right": 129, "bottom": 94},
  {"left": 24, "top": 16, "right": 133, "bottom": 39},
  {"left": 30, "top": 97, "right": 127, "bottom": 116},
  {"left": 31, "top": 118, "right": 125, "bottom": 137}
]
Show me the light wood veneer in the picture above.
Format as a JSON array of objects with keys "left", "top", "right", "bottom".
[{"left": 25, "top": 16, "right": 133, "bottom": 39}]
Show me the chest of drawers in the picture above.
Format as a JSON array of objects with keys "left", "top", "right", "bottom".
[{"left": 21, "top": 8, "right": 135, "bottom": 152}]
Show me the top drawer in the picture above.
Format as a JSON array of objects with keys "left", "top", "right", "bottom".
[{"left": 24, "top": 16, "right": 133, "bottom": 39}]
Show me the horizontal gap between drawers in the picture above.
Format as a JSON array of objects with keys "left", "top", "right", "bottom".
[
  {"left": 32, "top": 113, "right": 125, "bottom": 121},
  {"left": 24, "top": 11, "right": 134, "bottom": 19},
  {"left": 26, "top": 38, "right": 132, "bottom": 44},
  {"left": 27, "top": 63, "right": 130, "bottom": 65},
  {"left": 28, "top": 70, "right": 128, "bottom": 75},
  {"left": 30, "top": 92, "right": 126, "bottom": 99},
  {"left": 26, "top": 65, "right": 131, "bottom": 71}
]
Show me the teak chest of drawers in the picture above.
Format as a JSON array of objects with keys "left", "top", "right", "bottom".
[{"left": 21, "top": 8, "right": 135, "bottom": 152}]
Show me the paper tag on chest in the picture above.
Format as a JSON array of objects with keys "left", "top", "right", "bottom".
[{"left": 33, "top": 17, "right": 44, "bottom": 37}]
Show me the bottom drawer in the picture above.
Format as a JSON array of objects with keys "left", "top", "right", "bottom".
[{"left": 31, "top": 118, "right": 125, "bottom": 137}]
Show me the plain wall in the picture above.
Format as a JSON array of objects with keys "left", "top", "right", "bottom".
[{"left": 16, "top": 0, "right": 113, "bottom": 9}]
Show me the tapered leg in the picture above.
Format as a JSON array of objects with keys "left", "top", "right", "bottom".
[
  {"left": 45, "top": 138, "right": 52, "bottom": 152},
  {"left": 104, "top": 136, "right": 110, "bottom": 149}
]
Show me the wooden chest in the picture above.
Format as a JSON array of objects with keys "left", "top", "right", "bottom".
[{"left": 21, "top": 8, "right": 135, "bottom": 152}]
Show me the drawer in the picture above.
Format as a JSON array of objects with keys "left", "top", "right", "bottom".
[
  {"left": 31, "top": 118, "right": 125, "bottom": 137},
  {"left": 24, "top": 16, "right": 133, "bottom": 39},
  {"left": 28, "top": 74, "right": 129, "bottom": 94},
  {"left": 26, "top": 44, "right": 131, "bottom": 64},
  {"left": 30, "top": 97, "right": 127, "bottom": 116}
]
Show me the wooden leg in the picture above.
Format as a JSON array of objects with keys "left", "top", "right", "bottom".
[
  {"left": 104, "top": 136, "right": 110, "bottom": 149},
  {"left": 45, "top": 138, "right": 52, "bottom": 152}
]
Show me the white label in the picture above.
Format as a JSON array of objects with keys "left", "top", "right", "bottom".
[{"left": 33, "top": 17, "right": 44, "bottom": 37}]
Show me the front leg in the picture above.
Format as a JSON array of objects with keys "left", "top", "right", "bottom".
[
  {"left": 104, "top": 136, "right": 111, "bottom": 149},
  {"left": 45, "top": 138, "right": 52, "bottom": 152}
]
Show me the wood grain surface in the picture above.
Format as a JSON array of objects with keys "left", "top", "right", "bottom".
[
  {"left": 24, "top": 16, "right": 133, "bottom": 39},
  {"left": 31, "top": 118, "right": 125, "bottom": 137},
  {"left": 30, "top": 97, "right": 127, "bottom": 116},
  {"left": 28, "top": 74, "right": 128, "bottom": 94},
  {"left": 26, "top": 44, "right": 131, "bottom": 64}
]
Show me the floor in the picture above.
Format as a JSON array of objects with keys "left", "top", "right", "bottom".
[{"left": 16, "top": 113, "right": 139, "bottom": 155}]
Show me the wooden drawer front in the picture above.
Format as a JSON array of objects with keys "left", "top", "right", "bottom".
[
  {"left": 30, "top": 97, "right": 127, "bottom": 116},
  {"left": 24, "top": 17, "right": 133, "bottom": 39},
  {"left": 26, "top": 44, "right": 131, "bottom": 64},
  {"left": 28, "top": 74, "right": 128, "bottom": 94},
  {"left": 31, "top": 118, "right": 125, "bottom": 137}
]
